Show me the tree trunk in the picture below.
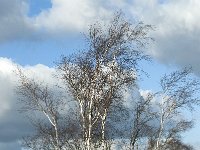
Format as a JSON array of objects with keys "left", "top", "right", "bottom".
[{"left": 101, "top": 109, "right": 107, "bottom": 149}]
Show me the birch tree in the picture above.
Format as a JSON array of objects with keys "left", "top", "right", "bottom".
[
  {"left": 57, "top": 12, "right": 153, "bottom": 149},
  {"left": 16, "top": 68, "right": 81, "bottom": 150},
  {"left": 124, "top": 68, "right": 199, "bottom": 150},
  {"left": 152, "top": 68, "right": 199, "bottom": 150}
]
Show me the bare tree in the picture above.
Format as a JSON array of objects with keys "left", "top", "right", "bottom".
[
  {"left": 120, "top": 68, "right": 199, "bottom": 150},
  {"left": 16, "top": 68, "right": 81, "bottom": 150},
  {"left": 151, "top": 68, "right": 199, "bottom": 150},
  {"left": 130, "top": 92, "right": 156, "bottom": 149},
  {"left": 57, "top": 12, "right": 153, "bottom": 149}
]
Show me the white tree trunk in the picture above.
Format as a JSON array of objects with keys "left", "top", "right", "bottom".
[{"left": 101, "top": 109, "right": 107, "bottom": 149}]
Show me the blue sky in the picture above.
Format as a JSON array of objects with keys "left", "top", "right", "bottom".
[
  {"left": 0, "top": 0, "right": 200, "bottom": 149},
  {"left": 0, "top": 35, "right": 84, "bottom": 66},
  {"left": 28, "top": 0, "right": 52, "bottom": 17}
]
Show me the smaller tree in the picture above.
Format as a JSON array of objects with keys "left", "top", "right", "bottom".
[
  {"left": 16, "top": 68, "right": 81, "bottom": 150},
  {"left": 151, "top": 68, "right": 199, "bottom": 150},
  {"left": 125, "top": 68, "right": 199, "bottom": 150}
]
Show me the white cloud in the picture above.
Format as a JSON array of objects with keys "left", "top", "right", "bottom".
[
  {"left": 130, "top": 0, "right": 200, "bottom": 75},
  {"left": 0, "top": 0, "right": 35, "bottom": 42},
  {"left": 33, "top": 0, "right": 112, "bottom": 34},
  {"left": 0, "top": 0, "right": 133, "bottom": 41},
  {"left": 0, "top": 0, "right": 114, "bottom": 41},
  {"left": 1, "top": 0, "right": 200, "bottom": 75}
]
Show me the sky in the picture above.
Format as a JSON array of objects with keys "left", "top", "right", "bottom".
[{"left": 0, "top": 0, "right": 200, "bottom": 149}]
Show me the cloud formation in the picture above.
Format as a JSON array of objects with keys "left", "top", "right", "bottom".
[
  {"left": 33, "top": 0, "right": 112, "bottom": 34},
  {"left": 130, "top": 0, "right": 200, "bottom": 75},
  {"left": 0, "top": 0, "right": 35, "bottom": 41},
  {"left": 0, "top": 0, "right": 114, "bottom": 41},
  {"left": 1, "top": 0, "right": 200, "bottom": 76}
]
